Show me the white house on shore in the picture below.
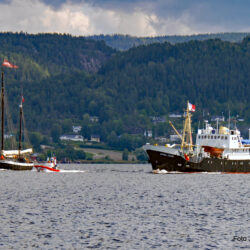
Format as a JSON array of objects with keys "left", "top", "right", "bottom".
[
  {"left": 169, "top": 113, "right": 182, "bottom": 118},
  {"left": 144, "top": 130, "right": 153, "bottom": 137},
  {"left": 60, "top": 134, "right": 84, "bottom": 142},
  {"left": 90, "top": 135, "right": 100, "bottom": 143},
  {"left": 72, "top": 126, "right": 82, "bottom": 133},
  {"left": 170, "top": 134, "right": 181, "bottom": 142}
]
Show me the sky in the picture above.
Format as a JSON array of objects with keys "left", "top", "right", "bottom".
[{"left": 0, "top": 0, "right": 249, "bottom": 37}]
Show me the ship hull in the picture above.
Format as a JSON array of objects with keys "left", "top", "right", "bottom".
[
  {"left": 0, "top": 160, "right": 33, "bottom": 171},
  {"left": 146, "top": 149, "right": 250, "bottom": 173}
]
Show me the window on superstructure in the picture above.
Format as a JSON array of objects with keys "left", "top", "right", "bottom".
[
  {"left": 221, "top": 136, "right": 224, "bottom": 139},
  {"left": 225, "top": 136, "right": 227, "bottom": 140},
  {"left": 211, "top": 136, "right": 213, "bottom": 139},
  {"left": 218, "top": 136, "right": 220, "bottom": 139},
  {"left": 208, "top": 136, "right": 210, "bottom": 139}
]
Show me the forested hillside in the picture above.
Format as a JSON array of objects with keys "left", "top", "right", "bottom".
[
  {"left": 98, "top": 37, "right": 250, "bottom": 118},
  {"left": 89, "top": 32, "right": 250, "bottom": 50},
  {"left": 0, "top": 32, "right": 115, "bottom": 80},
  {"left": 1, "top": 33, "right": 250, "bottom": 151}
]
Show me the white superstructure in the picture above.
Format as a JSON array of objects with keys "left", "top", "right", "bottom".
[{"left": 196, "top": 122, "right": 250, "bottom": 160}]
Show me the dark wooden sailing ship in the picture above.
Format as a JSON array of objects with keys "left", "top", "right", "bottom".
[{"left": 0, "top": 61, "right": 33, "bottom": 170}]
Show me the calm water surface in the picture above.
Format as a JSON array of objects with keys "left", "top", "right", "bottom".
[{"left": 0, "top": 164, "right": 249, "bottom": 249}]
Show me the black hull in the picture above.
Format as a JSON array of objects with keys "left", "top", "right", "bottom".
[
  {"left": 146, "top": 149, "right": 250, "bottom": 173},
  {"left": 0, "top": 160, "right": 33, "bottom": 171}
]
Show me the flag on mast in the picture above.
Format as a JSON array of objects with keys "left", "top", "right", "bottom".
[
  {"left": 188, "top": 102, "right": 196, "bottom": 112},
  {"left": 2, "top": 59, "right": 18, "bottom": 69}
]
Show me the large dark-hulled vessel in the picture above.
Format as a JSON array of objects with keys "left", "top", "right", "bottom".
[
  {"left": 0, "top": 60, "right": 33, "bottom": 170},
  {"left": 143, "top": 102, "right": 250, "bottom": 173}
]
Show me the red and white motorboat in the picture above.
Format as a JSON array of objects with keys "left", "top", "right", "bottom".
[{"left": 33, "top": 157, "right": 60, "bottom": 172}]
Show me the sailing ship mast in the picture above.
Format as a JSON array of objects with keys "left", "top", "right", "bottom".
[
  {"left": 18, "top": 98, "right": 23, "bottom": 157},
  {"left": 1, "top": 59, "right": 19, "bottom": 157},
  {"left": 1, "top": 71, "right": 5, "bottom": 153}
]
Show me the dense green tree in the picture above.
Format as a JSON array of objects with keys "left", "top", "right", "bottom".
[
  {"left": 51, "top": 125, "right": 61, "bottom": 143},
  {"left": 30, "top": 132, "right": 43, "bottom": 151},
  {"left": 122, "top": 149, "right": 129, "bottom": 161},
  {"left": 107, "top": 131, "right": 118, "bottom": 148},
  {"left": 135, "top": 148, "right": 148, "bottom": 161},
  {"left": 62, "top": 119, "right": 73, "bottom": 133}
]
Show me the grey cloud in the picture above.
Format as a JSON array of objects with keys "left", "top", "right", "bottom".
[
  {"left": 43, "top": 0, "right": 250, "bottom": 29},
  {"left": 0, "top": 0, "right": 249, "bottom": 36}
]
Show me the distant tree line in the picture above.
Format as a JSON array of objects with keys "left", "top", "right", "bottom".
[{"left": 89, "top": 32, "right": 250, "bottom": 50}]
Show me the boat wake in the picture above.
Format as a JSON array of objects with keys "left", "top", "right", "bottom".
[
  {"left": 152, "top": 169, "right": 250, "bottom": 174},
  {"left": 59, "top": 169, "right": 85, "bottom": 173},
  {"left": 152, "top": 169, "right": 222, "bottom": 174}
]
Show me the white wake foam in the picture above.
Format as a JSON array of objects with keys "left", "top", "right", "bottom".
[
  {"left": 152, "top": 169, "right": 223, "bottom": 174},
  {"left": 59, "top": 169, "right": 85, "bottom": 173}
]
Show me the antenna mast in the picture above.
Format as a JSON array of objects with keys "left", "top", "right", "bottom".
[{"left": 181, "top": 101, "right": 193, "bottom": 153}]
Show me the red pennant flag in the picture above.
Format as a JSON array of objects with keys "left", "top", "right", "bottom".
[
  {"left": 2, "top": 59, "right": 18, "bottom": 69},
  {"left": 22, "top": 96, "right": 25, "bottom": 103}
]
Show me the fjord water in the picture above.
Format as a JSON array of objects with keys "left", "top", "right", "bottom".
[{"left": 0, "top": 164, "right": 249, "bottom": 249}]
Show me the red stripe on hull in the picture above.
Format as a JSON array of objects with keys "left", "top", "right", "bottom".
[{"left": 34, "top": 165, "right": 60, "bottom": 172}]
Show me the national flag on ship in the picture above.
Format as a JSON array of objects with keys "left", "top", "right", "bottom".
[
  {"left": 188, "top": 102, "right": 196, "bottom": 112},
  {"left": 19, "top": 96, "right": 25, "bottom": 108},
  {"left": 2, "top": 59, "right": 18, "bottom": 69}
]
